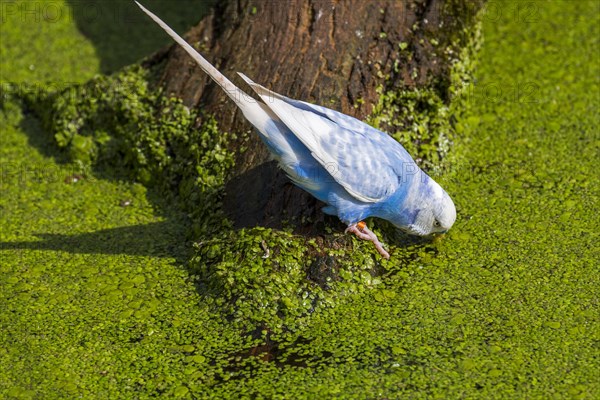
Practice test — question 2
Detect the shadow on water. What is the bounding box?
[5,109,192,262]
[0,221,187,258]
[66,0,216,74]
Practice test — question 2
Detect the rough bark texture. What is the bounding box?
[144,0,482,231]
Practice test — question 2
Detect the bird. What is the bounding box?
[135,2,456,259]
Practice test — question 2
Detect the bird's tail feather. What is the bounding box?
[135,2,307,167]
[135,1,249,107]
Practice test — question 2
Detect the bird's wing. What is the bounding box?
[239,73,414,203]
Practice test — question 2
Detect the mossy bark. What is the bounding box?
[143,0,484,230]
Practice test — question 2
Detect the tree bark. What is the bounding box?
[144,0,482,231]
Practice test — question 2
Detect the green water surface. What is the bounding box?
[1,0,598,398]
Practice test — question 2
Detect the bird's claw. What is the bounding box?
[346,222,390,259]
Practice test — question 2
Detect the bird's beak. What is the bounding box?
[431,231,447,242]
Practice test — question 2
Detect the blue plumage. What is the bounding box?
[136,2,456,259]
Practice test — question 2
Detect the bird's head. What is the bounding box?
[404,179,456,236]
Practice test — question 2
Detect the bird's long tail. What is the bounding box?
[135,1,248,106]
[135,1,300,162]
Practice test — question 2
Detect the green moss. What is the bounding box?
[368,86,452,171]
[190,227,391,335]
[14,65,234,236]
[367,16,482,174]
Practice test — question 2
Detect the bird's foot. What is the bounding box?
[345,221,390,259]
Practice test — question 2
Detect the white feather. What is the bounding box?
[237,73,398,203]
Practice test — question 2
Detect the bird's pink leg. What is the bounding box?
[345,221,390,259]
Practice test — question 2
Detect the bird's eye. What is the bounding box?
[433,220,441,227]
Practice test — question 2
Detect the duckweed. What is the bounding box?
[1,0,598,398]
[190,227,389,335]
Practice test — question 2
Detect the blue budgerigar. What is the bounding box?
[136,2,456,259]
